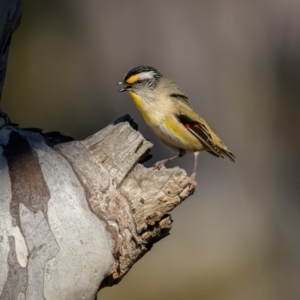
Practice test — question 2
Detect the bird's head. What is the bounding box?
[118,66,162,93]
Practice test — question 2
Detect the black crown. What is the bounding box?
[124,66,161,81]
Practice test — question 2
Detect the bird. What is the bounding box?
[118,66,235,184]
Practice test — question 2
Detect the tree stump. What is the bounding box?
[0,115,195,300]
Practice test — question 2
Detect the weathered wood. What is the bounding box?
[0,126,114,300]
[55,115,195,286]
[0,115,195,299]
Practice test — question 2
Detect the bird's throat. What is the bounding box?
[128,91,151,123]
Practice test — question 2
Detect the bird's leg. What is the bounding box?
[153,149,186,170]
[190,151,200,185]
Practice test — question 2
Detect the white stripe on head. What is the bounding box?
[137,71,157,80]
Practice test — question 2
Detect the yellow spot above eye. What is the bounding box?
[125,74,138,84]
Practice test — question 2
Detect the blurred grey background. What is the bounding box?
[2,0,300,299]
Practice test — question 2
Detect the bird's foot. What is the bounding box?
[189,173,197,186]
[153,159,167,170]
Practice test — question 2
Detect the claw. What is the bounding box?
[152,150,186,170]
[153,160,166,170]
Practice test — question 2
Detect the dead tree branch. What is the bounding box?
[0,115,195,299]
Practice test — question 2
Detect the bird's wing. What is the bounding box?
[161,77,191,105]
[165,80,235,162]
[170,93,190,105]
[175,113,225,158]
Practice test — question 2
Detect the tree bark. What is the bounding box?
[0,115,195,299]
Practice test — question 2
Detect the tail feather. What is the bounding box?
[219,148,235,162]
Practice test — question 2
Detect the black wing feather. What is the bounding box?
[170,93,190,105]
[176,114,224,157]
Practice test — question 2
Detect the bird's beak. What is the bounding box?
[117,80,131,92]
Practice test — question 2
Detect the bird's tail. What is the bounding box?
[208,147,235,162]
[219,148,235,162]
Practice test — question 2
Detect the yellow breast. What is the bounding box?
[128,91,151,123]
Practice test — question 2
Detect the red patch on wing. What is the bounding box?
[185,123,190,129]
